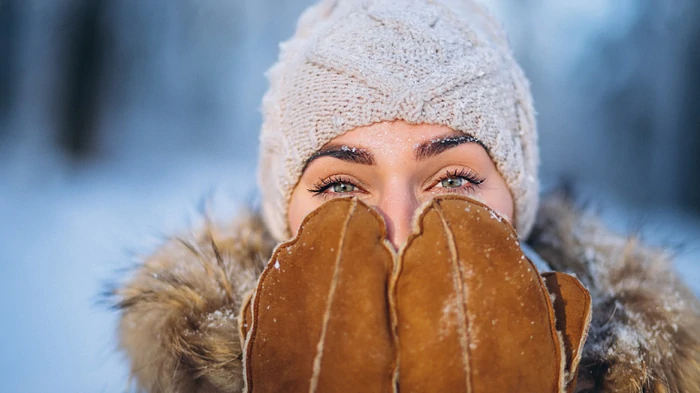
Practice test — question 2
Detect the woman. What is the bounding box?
[113,0,700,392]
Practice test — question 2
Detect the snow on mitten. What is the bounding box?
[391,195,591,393]
[241,197,397,393]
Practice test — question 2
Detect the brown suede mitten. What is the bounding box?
[242,198,397,393]
[242,196,591,393]
[392,195,591,393]
[542,272,592,393]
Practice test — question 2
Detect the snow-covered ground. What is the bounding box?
[0,152,257,393]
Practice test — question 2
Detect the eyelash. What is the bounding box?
[437,168,485,192]
[307,169,485,198]
[307,175,360,197]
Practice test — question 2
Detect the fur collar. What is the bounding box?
[529,193,700,392]
[113,193,700,393]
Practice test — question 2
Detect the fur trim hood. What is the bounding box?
[112,193,700,393]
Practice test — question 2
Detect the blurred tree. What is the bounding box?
[501,0,700,211]
[58,0,109,159]
[680,8,700,211]
[0,0,19,139]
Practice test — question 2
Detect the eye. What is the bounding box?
[308,175,362,197]
[433,168,485,192]
[441,177,466,189]
[332,182,356,193]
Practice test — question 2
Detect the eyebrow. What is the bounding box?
[302,133,486,171]
[414,134,486,161]
[303,144,376,171]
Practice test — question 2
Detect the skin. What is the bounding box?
[288,120,514,249]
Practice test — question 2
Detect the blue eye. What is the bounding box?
[332,183,356,193]
[435,169,485,191]
[308,176,360,197]
[441,177,466,188]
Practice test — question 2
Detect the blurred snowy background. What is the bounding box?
[1,0,699,392]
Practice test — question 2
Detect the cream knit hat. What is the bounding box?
[258,0,539,241]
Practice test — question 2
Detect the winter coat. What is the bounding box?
[113,193,700,393]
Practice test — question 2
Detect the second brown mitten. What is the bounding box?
[391,195,591,393]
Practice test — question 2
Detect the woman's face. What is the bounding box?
[288,121,514,248]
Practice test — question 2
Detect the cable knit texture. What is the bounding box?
[258,0,539,241]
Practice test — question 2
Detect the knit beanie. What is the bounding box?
[258,0,539,241]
